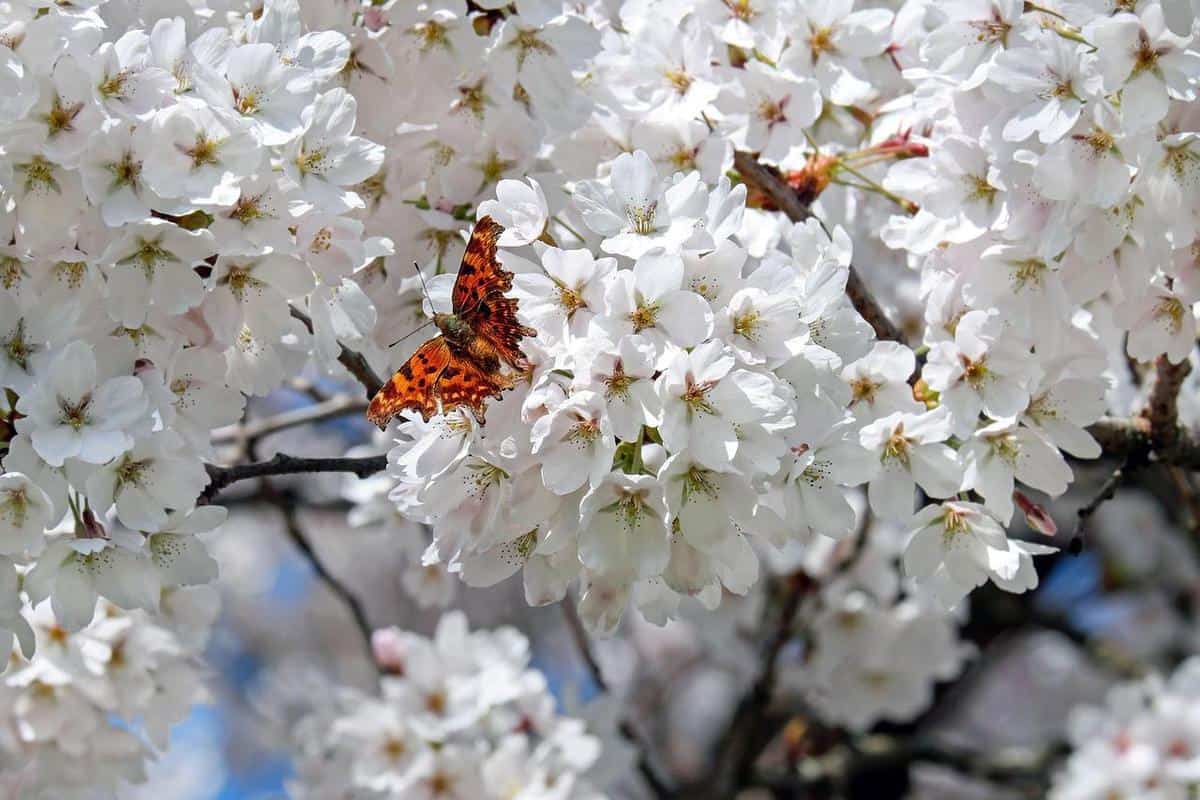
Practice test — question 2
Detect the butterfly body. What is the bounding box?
[367,217,536,429]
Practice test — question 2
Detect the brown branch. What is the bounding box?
[213,394,368,445]
[561,602,673,799]
[1141,355,1192,451]
[262,484,379,680]
[289,306,386,398]
[700,572,812,798]
[202,453,388,502]
[733,150,906,344]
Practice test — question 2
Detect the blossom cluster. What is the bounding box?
[352,0,1200,632]
[0,0,385,790]
[1050,657,1200,799]
[0,590,217,799]
[286,611,618,800]
[0,0,385,636]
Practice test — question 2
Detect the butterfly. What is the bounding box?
[366,216,537,429]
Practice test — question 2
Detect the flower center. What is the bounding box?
[115,455,152,489]
[683,378,719,416]
[0,487,29,529]
[383,737,406,761]
[294,144,328,176]
[566,419,600,447]
[1153,296,1186,334]
[106,150,142,190]
[756,96,788,128]
[2,319,33,370]
[732,308,761,341]
[628,300,660,332]
[0,257,25,290]
[120,236,178,281]
[882,427,911,465]
[180,133,222,169]
[42,92,84,137]
[964,173,997,204]
[809,26,836,59]
[850,376,881,405]
[1074,126,1115,158]
[664,68,693,94]
[554,281,585,316]
[223,264,267,300]
[968,13,1010,45]
[17,155,61,195]
[959,354,990,388]
[229,191,268,225]
[682,465,719,504]
[231,85,263,115]
[411,20,449,52]
[625,201,658,235]
[98,70,132,100]
[508,28,555,70]
[603,362,633,401]
[455,78,488,119]
[58,394,93,430]
[1010,258,1047,290]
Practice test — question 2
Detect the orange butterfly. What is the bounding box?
[367,217,537,429]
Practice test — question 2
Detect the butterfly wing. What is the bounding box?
[452,216,537,369]
[437,351,511,424]
[367,337,452,428]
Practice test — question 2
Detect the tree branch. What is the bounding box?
[733,150,906,344]
[289,306,386,398]
[701,572,812,798]
[202,453,388,502]
[262,484,379,680]
[561,602,673,800]
[1141,354,1192,452]
[213,394,368,445]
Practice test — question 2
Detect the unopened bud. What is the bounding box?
[1014,491,1057,536]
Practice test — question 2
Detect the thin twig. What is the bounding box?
[733,150,906,343]
[213,394,368,445]
[1070,460,1128,554]
[702,572,812,797]
[561,602,673,799]
[263,485,379,680]
[289,305,386,398]
[202,453,388,502]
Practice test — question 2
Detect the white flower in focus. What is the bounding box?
[959,419,1075,524]
[842,342,924,423]
[856,408,962,522]
[1089,4,1200,130]
[598,249,713,353]
[282,87,385,213]
[140,102,262,206]
[578,472,670,580]
[84,432,209,533]
[15,341,149,467]
[903,501,1021,609]
[476,178,549,247]
[573,150,705,258]
[145,506,222,590]
[574,334,661,442]
[98,219,213,327]
[923,310,1034,437]
[657,341,786,471]
[511,247,615,343]
[531,390,617,495]
[204,250,315,341]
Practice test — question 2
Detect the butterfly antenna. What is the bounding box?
[387,318,436,348]
[411,261,433,305]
